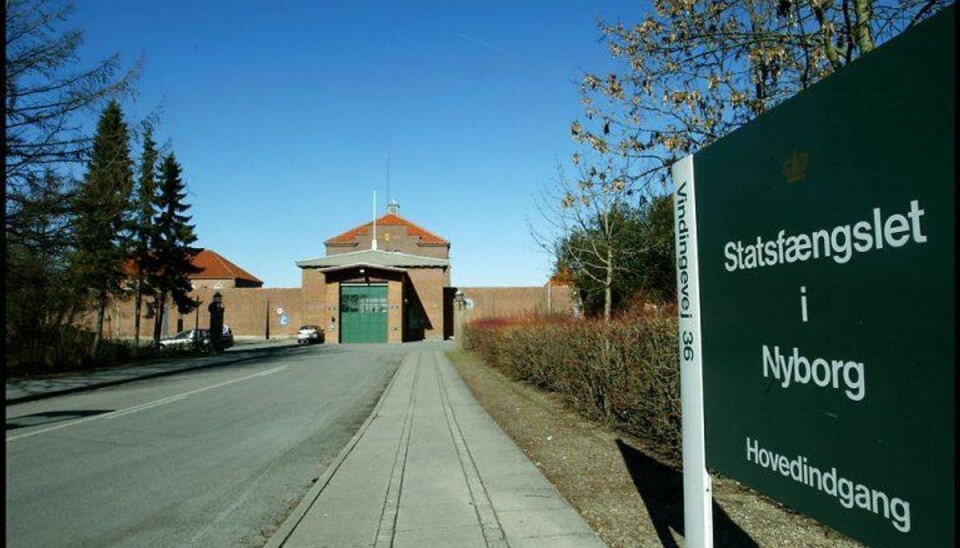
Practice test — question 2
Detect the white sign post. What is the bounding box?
[673,156,713,547]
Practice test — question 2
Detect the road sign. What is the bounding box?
[279,314,288,326]
[674,8,954,547]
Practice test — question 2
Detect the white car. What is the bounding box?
[297,325,322,344]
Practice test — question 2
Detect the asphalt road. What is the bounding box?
[5,342,417,548]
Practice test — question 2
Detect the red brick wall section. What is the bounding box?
[77,281,573,343]
[189,287,304,339]
[191,278,237,290]
[324,280,341,343]
[458,285,574,322]
[405,267,448,341]
[87,287,305,341]
[388,279,403,343]
[301,268,326,328]
[326,229,449,259]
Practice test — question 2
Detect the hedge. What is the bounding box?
[461,312,682,458]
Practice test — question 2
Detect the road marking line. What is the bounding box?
[106,395,188,419]
[6,366,288,442]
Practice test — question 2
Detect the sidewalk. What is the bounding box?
[5,339,297,405]
[268,348,607,548]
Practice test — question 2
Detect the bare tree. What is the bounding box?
[571,0,953,191]
[5,0,141,197]
[531,154,646,322]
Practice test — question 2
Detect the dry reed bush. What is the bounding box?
[461,310,681,458]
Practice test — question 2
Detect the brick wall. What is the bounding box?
[190,287,303,338]
[301,268,327,328]
[388,279,403,343]
[405,267,449,341]
[457,285,574,322]
[82,283,572,343]
[191,278,236,290]
[87,287,304,341]
[326,227,449,260]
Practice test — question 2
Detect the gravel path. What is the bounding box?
[447,349,862,548]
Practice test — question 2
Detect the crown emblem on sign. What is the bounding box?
[782,150,810,183]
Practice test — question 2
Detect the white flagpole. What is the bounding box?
[372,190,378,250]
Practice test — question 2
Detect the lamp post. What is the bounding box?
[208,292,224,352]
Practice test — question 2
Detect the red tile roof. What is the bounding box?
[122,249,263,284]
[191,249,263,283]
[325,213,448,245]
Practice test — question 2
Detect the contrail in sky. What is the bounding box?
[457,32,530,61]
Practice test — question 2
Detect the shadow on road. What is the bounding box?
[6,341,434,405]
[6,410,113,431]
[5,344,349,404]
[615,438,758,548]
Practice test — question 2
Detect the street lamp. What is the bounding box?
[209,292,225,352]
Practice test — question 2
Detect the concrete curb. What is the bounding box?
[5,349,287,406]
[263,359,404,548]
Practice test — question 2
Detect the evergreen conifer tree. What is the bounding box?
[131,126,160,351]
[149,152,201,347]
[73,100,134,356]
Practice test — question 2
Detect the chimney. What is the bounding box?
[387,199,400,215]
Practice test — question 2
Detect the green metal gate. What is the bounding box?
[340,284,388,343]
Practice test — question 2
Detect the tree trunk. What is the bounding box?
[133,278,142,352]
[93,290,106,357]
[603,247,613,323]
[152,290,167,349]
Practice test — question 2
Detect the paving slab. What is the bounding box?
[269,347,606,548]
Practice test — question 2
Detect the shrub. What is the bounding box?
[461,310,681,458]
[5,326,170,376]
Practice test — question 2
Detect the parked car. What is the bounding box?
[159,329,211,352]
[222,325,234,349]
[297,325,323,344]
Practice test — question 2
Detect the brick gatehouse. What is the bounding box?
[86,201,573,343]
[297,201,454,343]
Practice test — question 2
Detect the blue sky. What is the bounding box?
[70,0,642,288]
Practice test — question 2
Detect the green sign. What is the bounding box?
[676,7,954,546]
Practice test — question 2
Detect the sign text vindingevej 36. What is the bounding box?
[674,7,954,547]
